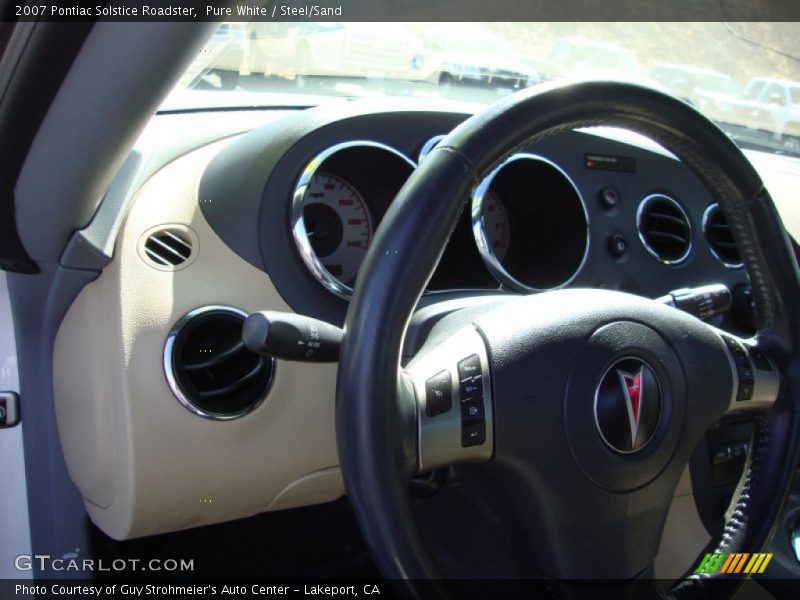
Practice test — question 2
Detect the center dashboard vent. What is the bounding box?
[165,306,275,420]
[637,194,692,264]
[703,203,743,268]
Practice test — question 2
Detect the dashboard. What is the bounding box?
[51,98,798,544]
[199,101,752,331]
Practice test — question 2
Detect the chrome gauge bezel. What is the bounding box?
[418,134,446,163]
[702,203,744,270]
[291,141,417,299]
[471,153,590,293]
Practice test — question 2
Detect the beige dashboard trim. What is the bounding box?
[654,466,711,581]
[53,139,343,539]
[52,134,717,557]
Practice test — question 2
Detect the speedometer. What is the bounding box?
[302,173,373,286]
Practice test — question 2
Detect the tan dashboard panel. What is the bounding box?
[53,139,344,539]
[654,466,710,581]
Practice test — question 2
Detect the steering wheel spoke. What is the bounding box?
[403,325,494,474]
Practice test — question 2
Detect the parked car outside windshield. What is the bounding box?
[170,22,800,156]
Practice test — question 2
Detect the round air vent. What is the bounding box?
[164,306,275,420]
[703,203,743,269]
[636,194,692,264]
[139,226,196,270]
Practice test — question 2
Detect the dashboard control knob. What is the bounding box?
[598,187,620,209]
[608,234,628,257]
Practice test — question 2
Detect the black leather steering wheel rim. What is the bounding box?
[335,80,800,598]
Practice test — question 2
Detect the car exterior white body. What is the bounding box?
[0,273,32,580]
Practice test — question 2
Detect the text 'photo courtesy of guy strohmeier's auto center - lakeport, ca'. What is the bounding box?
[3,1,800,599]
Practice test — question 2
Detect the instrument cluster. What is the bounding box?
[292,138,590,297]
[197,104,752,330]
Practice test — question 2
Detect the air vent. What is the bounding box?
[637,194,692,264]
[703,203,743,268]
[142,227,194,269]
[164,307,275,420]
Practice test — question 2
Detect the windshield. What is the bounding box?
[167,22,800,155]
[700,74,741,95]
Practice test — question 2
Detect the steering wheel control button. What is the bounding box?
[737,379,755,402]
[461,399,485,423]
[608,234,628,258]
[749,347,773,371]
[407,327,493,472]
[594,358,662,454]
[461,421,486,447]
[719,334,762,403]
[459,376,483,401]
[714,333,780,410]
[456,354,486,439]
[425,370,453,417]
[458,355,484,401]
[457,354,481,379]
[722,335,749,362]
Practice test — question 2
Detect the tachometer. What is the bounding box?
[302,173,373,286]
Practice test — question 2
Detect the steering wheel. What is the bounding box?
[335,81,800,598]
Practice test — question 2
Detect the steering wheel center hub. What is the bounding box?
[565,320,686,492]
[595,356,663,454]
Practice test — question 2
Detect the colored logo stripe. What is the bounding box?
[743,553,773,574]
[720,553,749,574]
[694,552,773,575]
